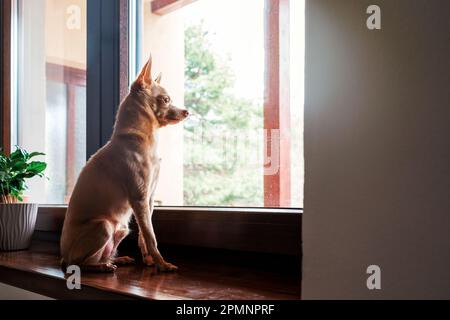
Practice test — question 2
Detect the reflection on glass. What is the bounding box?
[12,0,86,204]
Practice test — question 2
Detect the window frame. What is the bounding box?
[87,0,129,158]
[36,205,302,256]
[0,0,302,256]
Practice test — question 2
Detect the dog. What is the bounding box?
[60,55,189,272]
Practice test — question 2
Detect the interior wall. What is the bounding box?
[303,0,450,299]
[0,282,52,300]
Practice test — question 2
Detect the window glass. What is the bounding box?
[11,0,87,204]
[140,0,304,207]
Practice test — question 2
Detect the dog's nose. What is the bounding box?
[182,110,190,117]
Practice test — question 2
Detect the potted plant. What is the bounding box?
[0,147,47,251]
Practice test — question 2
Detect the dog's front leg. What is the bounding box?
[138,226,153,266]
[138,187,160,266]
[132,199,177,272]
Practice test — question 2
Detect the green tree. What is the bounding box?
[183,22,263,206]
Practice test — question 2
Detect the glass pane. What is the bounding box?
[11,0,87,204]
[290,0,305,208]
[45,81,68,203]
[139,0,304,208]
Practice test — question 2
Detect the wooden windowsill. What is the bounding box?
[0,239,301,300]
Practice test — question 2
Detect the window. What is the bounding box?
[139,0,304,208]
[5,0,304,209]
[10,0,86,204]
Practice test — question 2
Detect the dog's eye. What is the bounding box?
[162,96,171,104]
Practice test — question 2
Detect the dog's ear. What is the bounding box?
[136,54,153,86]
[155,72,162,84]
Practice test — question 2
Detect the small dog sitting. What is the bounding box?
[60,55,189,272]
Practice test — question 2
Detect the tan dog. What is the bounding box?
[60,55,189,272]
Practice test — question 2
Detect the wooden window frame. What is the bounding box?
[0,0,302,257]
[264,0,292,207]
[151,0,198,15]
[36,205,301,256]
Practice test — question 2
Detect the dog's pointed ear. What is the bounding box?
[136,54,153,85]
[155,72,162,84]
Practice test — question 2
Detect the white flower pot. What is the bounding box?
[0,203,39,251]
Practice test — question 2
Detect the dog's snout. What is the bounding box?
[181,110,189,117]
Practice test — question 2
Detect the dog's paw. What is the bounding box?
[156,261,178,272]
[102,263,118,272]
[113,256,135,265]
[143,255,155,267]
[79,262,117,273]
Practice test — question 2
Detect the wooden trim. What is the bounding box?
[0,239,300,300]
[151,0,198,16]
[264,0,291,207]
[36,206,302,256]
[35,206,67,232]
[0,0,11,155]
[66,84,77,201]
[46,62,86,86]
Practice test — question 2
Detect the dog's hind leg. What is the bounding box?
[111,227,135,265]
[65,219,117,273]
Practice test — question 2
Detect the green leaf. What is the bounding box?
[10,147,27,161]
[26,161,47,174]
[0,147,47,199]
[12,160,27,171]
[28,152,45,158]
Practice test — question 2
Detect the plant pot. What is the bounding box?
[0,203,39,251]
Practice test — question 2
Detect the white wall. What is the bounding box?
[303,0,450,299]
[0,283,52,300]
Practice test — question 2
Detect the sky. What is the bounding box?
[181,0,266,101]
